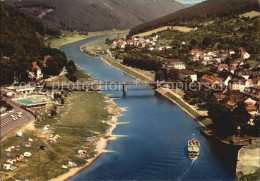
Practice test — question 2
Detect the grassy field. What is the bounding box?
[0,91,115,181]
[81,30,129,55]
[45,30,129,49]
[75,68,92,82]
[134,26,194,37]
[166,92,200,118]
[239,10,260,18]
[103,55,150,81]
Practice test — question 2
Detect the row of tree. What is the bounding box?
[123,53,162,71]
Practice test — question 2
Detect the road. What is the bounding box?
[1,99,35,137]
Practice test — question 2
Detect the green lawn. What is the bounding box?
[103,55,149,81]
[81,30,128,55]
[46,30,129,49]
[0,92,116,181]
[75,68,92,82]
[134,26,194,37]
[166,92,200,118]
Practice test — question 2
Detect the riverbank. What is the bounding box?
[45,30,128,49]
[236,144,260,180]
[51,96,125,181]
[0,91,123,181]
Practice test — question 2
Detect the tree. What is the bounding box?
[202,37,212,48]
[167,69,179,81]
[190,39,198,46]
[155,70,165,81]
[51,110,57,116]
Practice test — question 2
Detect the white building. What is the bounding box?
[162,60,186,70]
[28,62,43,80]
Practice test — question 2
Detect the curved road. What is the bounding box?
[1,99,35,137]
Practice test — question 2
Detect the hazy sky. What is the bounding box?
[175,0,206,4]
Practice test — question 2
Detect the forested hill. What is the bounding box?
[1,3,71,85]
[7,0,188,32]
[129,0,260,35]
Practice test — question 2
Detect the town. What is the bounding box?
[1,0,260,180]
[109,25,260,144]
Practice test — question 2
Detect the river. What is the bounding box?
[60,36,238,180]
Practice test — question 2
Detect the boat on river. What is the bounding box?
[187,138,200,161]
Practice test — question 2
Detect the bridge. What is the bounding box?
[44,81,179,93]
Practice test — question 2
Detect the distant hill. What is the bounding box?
[1,3,68,85]
[129,0,260,35]
[7,0,189,32]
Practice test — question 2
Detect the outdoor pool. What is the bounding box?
[13,98,40,105]
[27,95,45,101]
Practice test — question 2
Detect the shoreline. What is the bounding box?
[51,95,125,181]
[80,44,153,82]
[101,56,153,82]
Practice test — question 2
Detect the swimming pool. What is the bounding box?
[13,98,40,105]
[27,95,45,101]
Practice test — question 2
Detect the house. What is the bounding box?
[162,59,186,70]
[202,54,213,61]
[126,40,134,45]
[201,59,209,66]
[133,37,139,41]
[141,43,147,48]
[213,57,222,64]
[244,98,258,116]
[7,85,36,94]
[29,62,43,80]
[228,78,250,92]
[192,55,200,61]
[117,40,126,49]
[152,37,158,42]
[228,50,235,55]
[6,91,14,97]
[148,47,155,51]
[229,67,237,74]
[244,97,257,105]
[221,75,232,87]
[207,51,217,57]
[3,164,11,170]
[237,70,252,80]
[178,69,197,82]
[218,64,229,72]
[239,50,250,60]
[190,49,203,56]
[229,60,244,69]
[246,104,258,116]
[224,92,246,108]
[200,74,222,89]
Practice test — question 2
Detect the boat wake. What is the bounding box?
[177,161,196,181]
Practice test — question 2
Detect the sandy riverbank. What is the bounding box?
[51,95,126,181]
[236,144,260,180]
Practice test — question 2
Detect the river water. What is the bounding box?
[60,36,238,180]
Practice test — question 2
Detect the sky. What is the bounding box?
[175,0,206,4]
